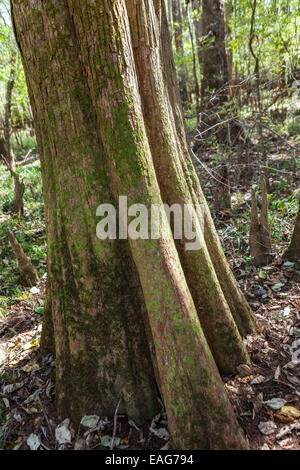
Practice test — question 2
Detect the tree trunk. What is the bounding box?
[11,0,158,425]
[172,0,189,104]
[195,0,229,145]
[283,196,300,261]
[200,0,228,99]
[185,2,200,113]
[224,0,234,87]
[192,0,202,71]
[12,0,252,449]
[4,49,17,172]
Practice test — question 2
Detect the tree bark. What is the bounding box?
[283,196,300,261]
[4,49,17,172]
[200,0,228,99]
[7,228,39,286]
[250,178,272,267]
[195,0,229,145]
[172,0,189,104]
[12,0,251,449]
[192,0,202,71]
[225,0,234,86]
[127,0,251,373]
[185,2,200,113]
[11,0,158,425]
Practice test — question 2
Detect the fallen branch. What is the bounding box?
[7,227,39,286]
[16,155,39,167]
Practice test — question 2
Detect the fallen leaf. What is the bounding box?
[278,438,293,448]
[55,419,72,445]
[2,398,9,408]
[263,398,286,410]
[30,287,40,294]
[22,363,39,373]
[27,433,41,450]
[3,383,23,394]
[100,435,120,448]
[34,307,44,314]
[251,375,265,385]
[274,365,281,379]
[279,406,300,420]
[258,421,277,435]
[22,339,40,351]
[259,270,267,279]
[272,283,285,291]
[237,364,252,377]
[80,415,100,428]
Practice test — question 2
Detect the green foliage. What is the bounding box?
[229,0,300,79]
[0,0,32,135]
[287,117,300,136]
[11,130,37,158]
[0,161,46,314]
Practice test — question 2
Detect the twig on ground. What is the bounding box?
[110,397,122,450]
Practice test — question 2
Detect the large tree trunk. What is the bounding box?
[11,0,158,425]
[12,0,253,449]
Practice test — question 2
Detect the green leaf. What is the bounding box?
[34,307,44,314]
[258,269,267,279]
[272,282,285,291]
[100,435,121,449]
[283,261,295,267]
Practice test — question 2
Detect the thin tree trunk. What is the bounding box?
[172,0,189,104]
[192,0,202,70]
[192,0,230,147]
[225,0,234,87]
[4,49,17,172]
[186,2,200,113]
[283,196,300,261]
[12,0,251,449]
[200,0,228,99]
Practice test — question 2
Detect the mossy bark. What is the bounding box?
[12,0,250,449]
[11,0,158,424]
[126,0,250,374]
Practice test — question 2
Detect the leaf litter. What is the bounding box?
[0,256,299,450]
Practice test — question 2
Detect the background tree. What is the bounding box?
[200,0,228,101]
[172,0,189,104]
[11,0,256,449]
[283,195,300,261]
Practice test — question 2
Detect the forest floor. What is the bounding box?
[0,131,299,450]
